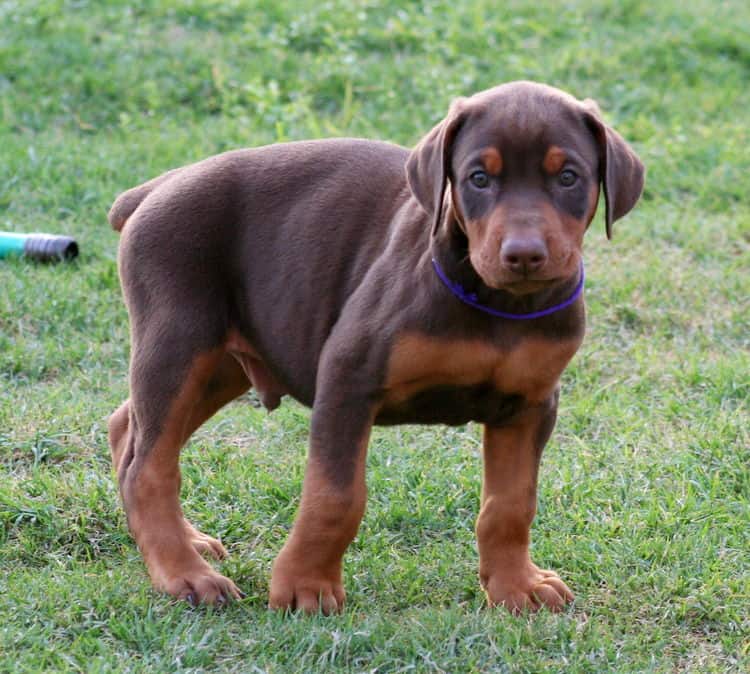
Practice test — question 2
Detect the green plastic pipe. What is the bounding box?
[0,232,78,262]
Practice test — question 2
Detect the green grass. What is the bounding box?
[1,0,748,671]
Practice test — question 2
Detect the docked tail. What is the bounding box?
[108,168,180,232]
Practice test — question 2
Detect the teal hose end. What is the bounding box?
[0,232,79,262]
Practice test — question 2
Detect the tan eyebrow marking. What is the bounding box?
[480,148,503,175]
[542,146,567,174]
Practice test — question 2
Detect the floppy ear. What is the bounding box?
[582,100,645,239]
[406,98,469,236]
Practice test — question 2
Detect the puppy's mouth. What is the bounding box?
[499,277,559,295]
[470,252,579,295]
[472,260,562,294]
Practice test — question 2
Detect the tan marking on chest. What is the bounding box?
[384,333,581,406]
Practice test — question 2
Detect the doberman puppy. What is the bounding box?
[107,81,644,613]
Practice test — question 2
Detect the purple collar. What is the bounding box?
[431,258,585,320]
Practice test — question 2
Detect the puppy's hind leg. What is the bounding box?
[117,327,248,605]
[109,354,251,564]
[178,354,251,561]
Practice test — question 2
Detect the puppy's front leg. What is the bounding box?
[269,381,374,614]
[477,393,574,613]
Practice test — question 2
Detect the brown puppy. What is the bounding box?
[107,81,644,613]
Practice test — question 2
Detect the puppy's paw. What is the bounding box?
[165,568,243,606]
[269,552,345,615]
[482,562,574,614]
[148,553,243,606]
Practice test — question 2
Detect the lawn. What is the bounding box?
[0,0,748,671]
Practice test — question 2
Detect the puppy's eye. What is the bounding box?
[559,169,578,187]
[469,170,490,188]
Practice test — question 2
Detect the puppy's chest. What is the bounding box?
[376,332,581,426]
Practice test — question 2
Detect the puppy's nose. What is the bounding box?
[500,238,548,274]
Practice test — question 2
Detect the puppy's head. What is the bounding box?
[406,81,644,293]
